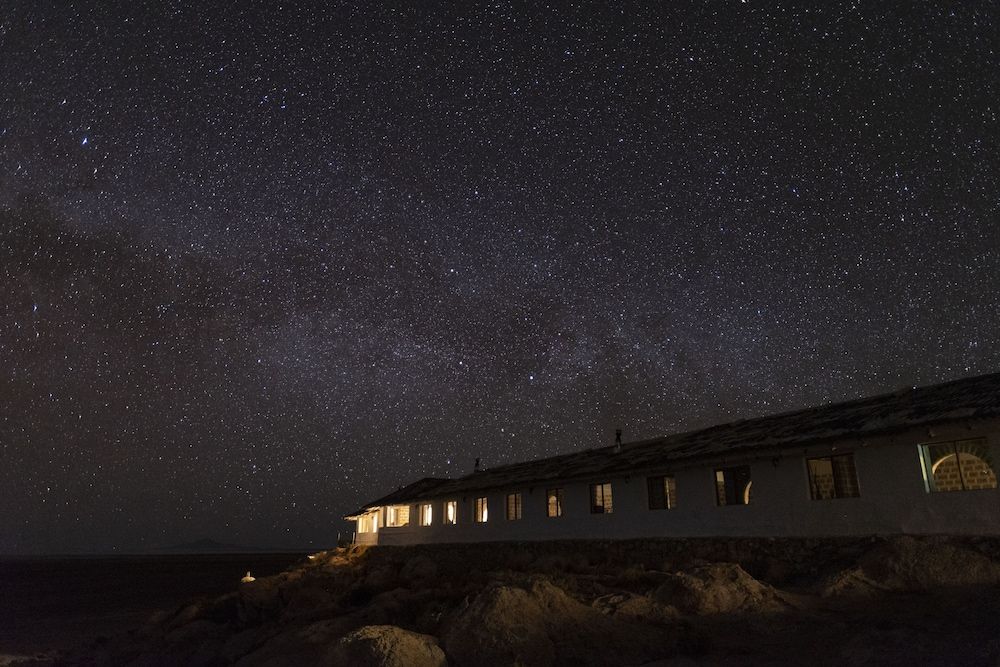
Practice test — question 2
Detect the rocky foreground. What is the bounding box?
[59,536,1000,666]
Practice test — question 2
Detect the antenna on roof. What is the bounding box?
[614,428,623,453]
[474,457,481,472]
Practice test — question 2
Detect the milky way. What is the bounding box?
[2,2,999,553]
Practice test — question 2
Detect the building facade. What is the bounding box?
[347,373,1000,545]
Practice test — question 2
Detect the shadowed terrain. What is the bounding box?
[17,535,1000,666]
[0,553,304,661]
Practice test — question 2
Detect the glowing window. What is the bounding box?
[474,496,488,522]
[715,466,752,506]
[590,482,613,514]
[418,503,433,526]
[647,475,677,510]
[386,505,410,527]
[546,488,563,517]
[807,454,860,499]
[919,438,997,492]
[357,514,377,533]
[444,500,457,525]
[506,492,522,520]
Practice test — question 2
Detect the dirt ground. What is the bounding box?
[17,536,1000,666]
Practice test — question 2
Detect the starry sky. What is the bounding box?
[2,1,999,554]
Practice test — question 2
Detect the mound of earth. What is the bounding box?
[49,536,1000,667]
[652,563,787,615]
[328,625,446,667]
[592,592,677,625]
[823,535,1000,596]
[442,577,674,667]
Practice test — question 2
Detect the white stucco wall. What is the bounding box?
[358,419,1000,545]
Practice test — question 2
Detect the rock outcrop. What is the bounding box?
[328,625,446,667]
[56,536,1000,667]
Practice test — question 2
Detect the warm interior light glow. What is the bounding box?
[419,503,433,526]
[475,496,488,522]
[386,505,410,527]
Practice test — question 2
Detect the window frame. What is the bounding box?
[806,453,861,500]
[714,466,752,506]
[386,504,410,527]
[444,500,458,525]
[590,482,613,514]
[505,492,523,520]
[357,513,376,534]
[474,496,489,523]
[418,502,433,526]
[918,437,998,493]
[646,474,677,510]
[546,488,564,518]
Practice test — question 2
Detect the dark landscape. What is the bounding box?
[4,2,1000,666]
[0,553,304,662]
[6,536,998,666]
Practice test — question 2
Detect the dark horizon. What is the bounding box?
[0,533,349,558]
[3,1,999,554]
[0,548,326,558]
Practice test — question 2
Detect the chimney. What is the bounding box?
[474,457,481,472]
[614,428,622,453]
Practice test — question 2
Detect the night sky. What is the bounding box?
[2,2,999,554]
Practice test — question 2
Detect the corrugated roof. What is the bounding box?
[347,371,1000,516]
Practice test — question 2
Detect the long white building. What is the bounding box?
[346,372,1000,545]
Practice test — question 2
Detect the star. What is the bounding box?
[1,1,997,554]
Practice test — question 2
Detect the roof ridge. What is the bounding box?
[461,371,1000,479]
[645,370,1000,443]
[347,370,1000,515]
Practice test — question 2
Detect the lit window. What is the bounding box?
[546,488,563,517]
[444,500,457,525]
[919,438,997,492]
[807,454,860,499]
[386,505,410,526]
[647,475,677,510]
[418,503,433,526]
[715,466,752,506]
[358,514,376,533]
[590,482,613,514]
[506,492,522,520]
[474,496,488,522]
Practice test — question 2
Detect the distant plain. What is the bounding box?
[0,553,304,656]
